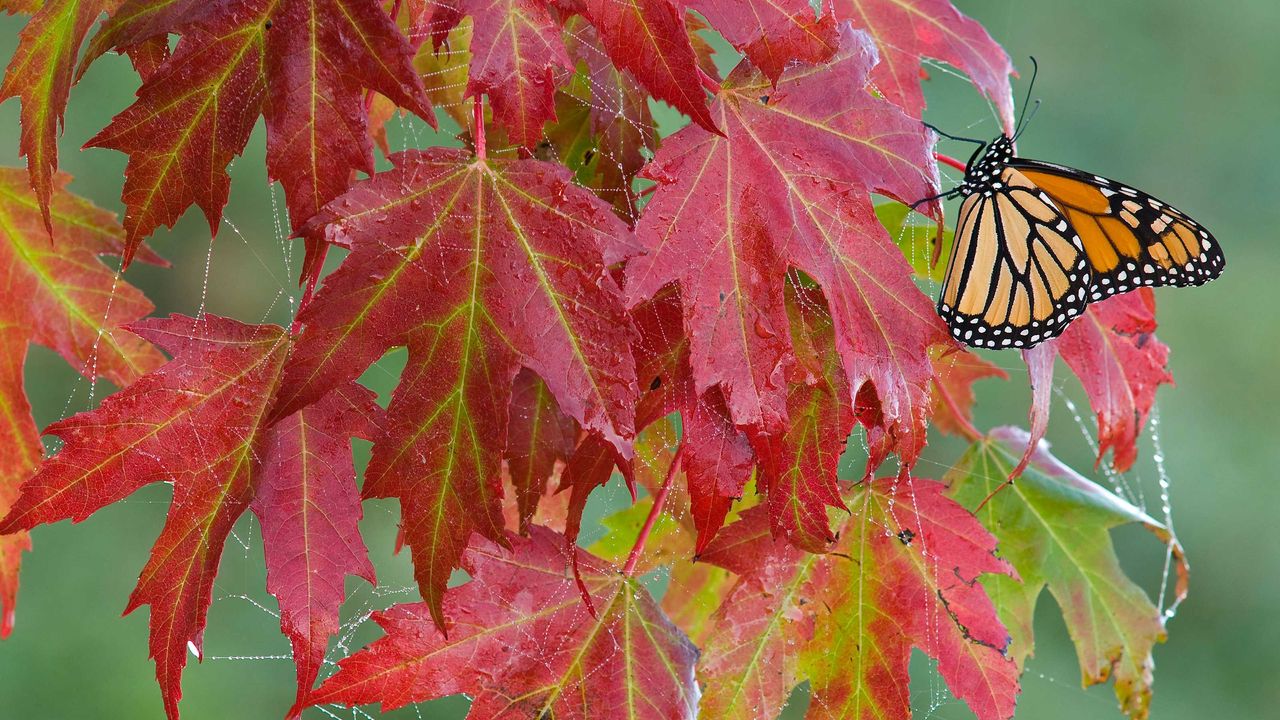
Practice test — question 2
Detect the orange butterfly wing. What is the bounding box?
[1013,160,1225,303]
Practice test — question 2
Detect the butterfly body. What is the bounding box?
[936,133,1224,349]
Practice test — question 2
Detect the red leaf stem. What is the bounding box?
[933,375,983,441]
[473,95,486,160]
[698,68,721,96]
[935,152,967,173]
[622,442,684,576]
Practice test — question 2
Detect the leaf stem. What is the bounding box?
[473,95,486,160]
[622,443,684,577]
[932,376,983,441]
[975,477,1014,512]
[935,152,967,173]
[698,68,721,96]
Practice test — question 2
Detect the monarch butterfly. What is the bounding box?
[919,61,1225,349]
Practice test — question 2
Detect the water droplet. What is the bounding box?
[753,316,775,339]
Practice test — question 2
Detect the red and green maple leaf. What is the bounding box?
[0,168,163,637]
[0,0,116,231]
[625,27,949,472]
[403,10,472,127]
[947,426,1187,719]
[305,526,699,718]
[695,477,1020,720]
[279,147,640,626]
[0,168,162,392]
[82,0,433,264]
[548,17,659,219]
[748,285,855,552]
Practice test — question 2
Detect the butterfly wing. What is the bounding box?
[939,167,1093,348]
[1012,159,1225,303]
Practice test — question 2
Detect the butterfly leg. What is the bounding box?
[909,188,960,211]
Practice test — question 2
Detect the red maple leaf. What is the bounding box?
[0,319,37,640]
[83,0,433,264]
[578,0,717,134]
[1011,340,1059,478]
[427,0,572,147]
[692,0,839,83]
[930,346,1007,439]
[251,383,383,718]
[305,526,699,718]
[683,387,755,552]
[625,28,948,469]
[1058,290,1173,471]
[833,0,1016,129]
[0,315,292,719]
[279,148,639,626]
[504,368,578,533]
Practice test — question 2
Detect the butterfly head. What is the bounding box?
[960,135,1015,197]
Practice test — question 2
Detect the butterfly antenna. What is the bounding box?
[1013,99,1042,142]
[1011,56,1040,140]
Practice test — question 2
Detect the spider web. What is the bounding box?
[8,12,1185,720]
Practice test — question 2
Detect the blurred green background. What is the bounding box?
[0,0,1275,718]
